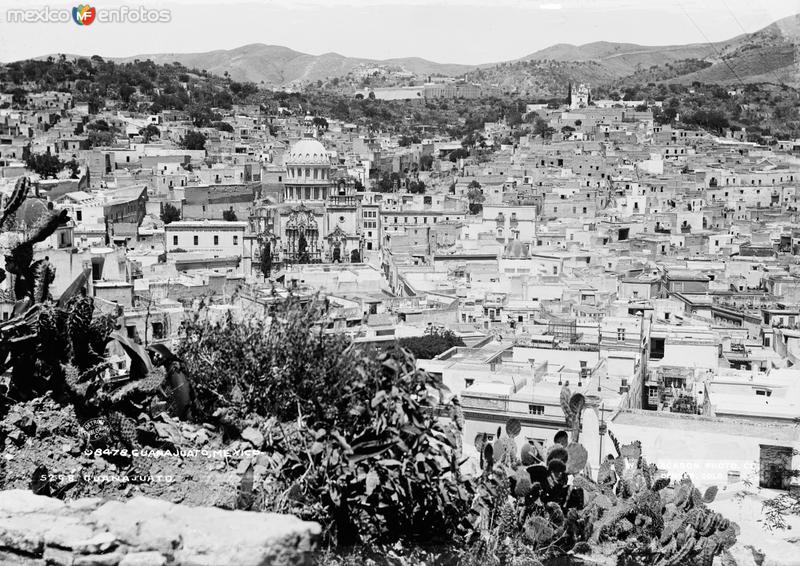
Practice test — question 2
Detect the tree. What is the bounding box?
[467,180,485,215]
[670,394,698,414]
[408,180,426,194]
[222,208,237,221]
[377,171,401,193]
[139,124,160,143]
[654,106,678,125]
[86,119,110,132]
[684,109,729,134]
[398,134,421,147]
[179,130,206,151]
[398,327,465,360]
[419,154,434,171]
[24,151,65,179]
[212,121,234,133]
[66,159,80,179]
[533,116,555,139]
[10,88,28,107]
[259,239,272,279]
[187,104,215,127]
[449,148,469,162]
[161,202,181,225]
[298,232,309,263]
[87,130,115,148]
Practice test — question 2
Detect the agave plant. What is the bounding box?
[0,177,192,423]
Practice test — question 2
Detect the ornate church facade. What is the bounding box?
[249,134,364,274]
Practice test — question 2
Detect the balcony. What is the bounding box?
[328,195,358,207]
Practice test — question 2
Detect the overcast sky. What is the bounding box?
[0,0,798,64]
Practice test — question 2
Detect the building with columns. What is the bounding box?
[249,134,364,271]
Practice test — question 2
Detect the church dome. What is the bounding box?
[285,138,329,166]
[503,240,528,259]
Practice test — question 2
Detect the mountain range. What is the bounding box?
[106,13,800,88]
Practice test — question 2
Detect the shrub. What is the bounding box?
[176,298,474,549]
[179,130,206,151]
[161,202,181,224]
[261,347,471,548]
[398,327,465,360]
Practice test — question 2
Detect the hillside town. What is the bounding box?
[2,49,800,564]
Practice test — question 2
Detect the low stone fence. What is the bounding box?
[0,490,320,566]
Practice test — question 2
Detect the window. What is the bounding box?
[233,235,239,245]
[465,378,475,388]
[617,328,626,341]
[528,404,545,415]
[213,235,219,245]
[755,389,772,397]
[76,210,82,221]
[173,235,178,246]
[193,235,198,246]
[152,322,165,340]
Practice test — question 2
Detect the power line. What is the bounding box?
[676,0,746,89]
[719,0,788,86]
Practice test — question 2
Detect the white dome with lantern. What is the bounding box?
[284,137,330,166]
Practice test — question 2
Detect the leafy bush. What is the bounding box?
[261,347,471,548]
[176,298,474,550]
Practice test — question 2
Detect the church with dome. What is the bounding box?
[250,130,363,268]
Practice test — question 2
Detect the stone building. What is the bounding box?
[251,135,363,269]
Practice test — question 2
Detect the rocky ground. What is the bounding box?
[0,397,272,508]
[0,397,794,566]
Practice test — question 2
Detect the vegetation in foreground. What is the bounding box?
[176,300,739,565]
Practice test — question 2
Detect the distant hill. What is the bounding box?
[42,13,800,92]
[670,15,800,85]
[488,14,800,94]
[116,45,475,87]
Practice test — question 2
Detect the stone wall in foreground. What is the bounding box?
[0,489,320,566]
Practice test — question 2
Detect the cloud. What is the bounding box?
[540,3,562,9]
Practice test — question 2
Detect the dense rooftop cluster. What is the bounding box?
[0,53,799,565]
